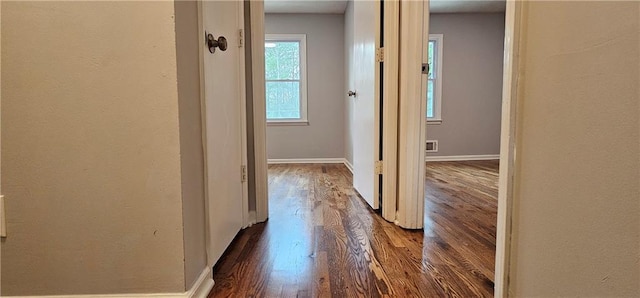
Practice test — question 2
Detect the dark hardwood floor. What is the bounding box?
[209,161,499,297]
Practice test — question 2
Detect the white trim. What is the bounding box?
[185,267,215,298]
[266,120,309,126]
[249,0,269,223]
[426,34,443,121]
[344,159,354,174]
[381,0,400,223]
[246,210,257,227]
[396,0,427,230]
[425,154,500,162]
[9,294,187,298]
[267,158,354,175]
[237,0,251,233]
[267,158,346,164]
[10,268,214,298]
[495,1,522,297]
[264,34,308,123]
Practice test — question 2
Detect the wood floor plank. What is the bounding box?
[209,161,498,297]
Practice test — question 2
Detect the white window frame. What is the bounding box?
[264,34,308,125]
[427,34,443,124]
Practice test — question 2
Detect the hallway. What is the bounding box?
[209,162,498,297]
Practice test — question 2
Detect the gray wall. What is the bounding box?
[174,0,207,290]
[509,2,639,295]
[265,14,345,160]
[427,13,505,157]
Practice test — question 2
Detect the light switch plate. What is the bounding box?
[1,195,6,237]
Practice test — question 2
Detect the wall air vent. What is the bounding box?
[426,140,438,153]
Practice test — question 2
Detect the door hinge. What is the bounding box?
[241,165,247,182]
[376,47,384,62]
[239,29,244,48]
[375,160,383,175]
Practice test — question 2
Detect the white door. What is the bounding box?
[201,0,244,266]
[351,0,379,209]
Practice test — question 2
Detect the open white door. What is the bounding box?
[200,0,245,266]
[350,0,379,209]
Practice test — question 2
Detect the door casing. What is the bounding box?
[247,0,269,223]
[395,0,427,230]
[381,0,400,223]
[494,1,523,297]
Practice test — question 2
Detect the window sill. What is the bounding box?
[267,120,309,126]
[427,119,442,125]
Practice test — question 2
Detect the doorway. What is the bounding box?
[419,1,521,296]
[244,0,523,296]
[258,1,387,220]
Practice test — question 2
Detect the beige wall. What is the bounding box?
[174,0,208,290]
[1,2,186,295]
[0,1,3,292]
[510,1,640,296]
[427,13,504,157]
[265,14,346,160]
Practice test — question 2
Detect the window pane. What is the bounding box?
[265,41,300,80]
[428,40,436,79]
[427,79,434,118]
[266,81,301,119]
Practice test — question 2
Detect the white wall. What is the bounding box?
[427,13,504,157]
[509,1,640,296]
[265,14,346,160]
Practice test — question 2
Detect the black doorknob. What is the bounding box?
[207,32,227,54]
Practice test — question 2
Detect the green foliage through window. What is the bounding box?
[265,41,302,120]
[427,40,436,118]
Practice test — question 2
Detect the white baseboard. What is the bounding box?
[267,158,346,164]
[267,158,355,175]
[12,294,187,298]
[425,154,500,162]
[11,267,214,298]
[343,159,354,174]
[186,267,215,298]
[245,210,257,228]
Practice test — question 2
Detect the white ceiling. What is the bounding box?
[264,0,349,14]
[264,0,505,14]
[430,0,505,13]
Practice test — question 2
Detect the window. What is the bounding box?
[264,34,307,124]
[427,34,443,122]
